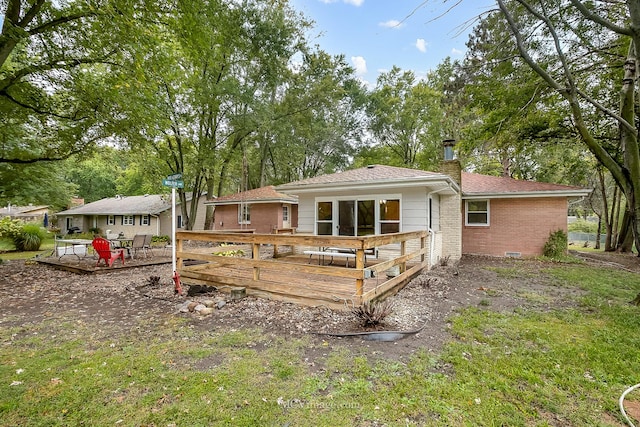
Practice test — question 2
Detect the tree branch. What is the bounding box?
[569,0,632,36]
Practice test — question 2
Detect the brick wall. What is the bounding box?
[213,203,286,233]
[462,197,568,257]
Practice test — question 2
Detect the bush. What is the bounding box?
[14,223,46,251]
[0,219,46,251]
[543,229,568,258]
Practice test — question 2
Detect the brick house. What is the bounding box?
[276,162,590,261]
[206,186,298,234]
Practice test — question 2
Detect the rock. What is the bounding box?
[187,301,199,312]
[177,301,191,313]
[202,299,216,308]
[216,300,226,309]
[193,304,206,312]
[198,307,215,316]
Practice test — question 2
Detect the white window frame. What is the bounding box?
[141,214,150,226]
[465,199,490,226]
[315,194,401,236]
[123,215,134,226]
[107,215,115,226]
[238,204,251,224]
[282,205,289,222]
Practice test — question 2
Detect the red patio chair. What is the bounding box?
[92,237,125,267]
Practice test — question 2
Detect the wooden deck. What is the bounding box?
[176,230,429,310]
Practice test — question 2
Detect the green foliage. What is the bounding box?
[0,219,46,251]
[14,224,45,251]
[568,219,599,233]
[0,217,22,240]
[543,229,568,258]
[151,235,170,243]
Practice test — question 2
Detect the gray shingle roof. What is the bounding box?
[277,164,449,191]
[56,195,172,216]
[206,186,297,205]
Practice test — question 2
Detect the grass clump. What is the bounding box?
[351,300,394,327]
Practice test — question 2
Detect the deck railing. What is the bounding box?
[175,230,429,307]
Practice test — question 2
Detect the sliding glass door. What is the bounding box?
[317,197,400,236]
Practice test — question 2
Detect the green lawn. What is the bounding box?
[0,237,55,261]
[1,262,639,425]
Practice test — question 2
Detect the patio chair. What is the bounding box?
[131,234,154,259]
[92,237,125,267]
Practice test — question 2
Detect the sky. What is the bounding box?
[289,0,496,86]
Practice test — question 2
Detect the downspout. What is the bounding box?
[427,183,452,267]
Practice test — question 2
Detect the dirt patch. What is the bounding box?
[1,252,638,364]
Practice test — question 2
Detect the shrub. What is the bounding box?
[352,300,394,327]
[0,217,22,240]
[14,223,46,251]
[543,229,568,258]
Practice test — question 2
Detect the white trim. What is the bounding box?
[314,194,402,236]
[238,204,251,224]
[463,190,591,200]
[465,199,490,226]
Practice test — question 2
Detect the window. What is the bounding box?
[379,199,400,234]
[107,215,115,226]
[238,204,251,224]
[141,215,150,226]
[177,215,184,228]
[466,200,489,226]
[282,206,289,221]
[123,215,134,226]
[316,201,332,235]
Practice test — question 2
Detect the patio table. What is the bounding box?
[54,238,94,260]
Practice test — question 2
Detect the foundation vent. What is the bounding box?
[505,252,521,258]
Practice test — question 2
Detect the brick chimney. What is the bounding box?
[440,139,461,186]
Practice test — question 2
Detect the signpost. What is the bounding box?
[163,174,184,295]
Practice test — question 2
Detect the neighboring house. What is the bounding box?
[0,204,49,225]
[54,194,207,237]
[206,186,298,234]
[276,161,590,260]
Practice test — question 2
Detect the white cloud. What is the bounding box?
[379,20,403,29]
[415,38,427,53]
[351,56,367,76]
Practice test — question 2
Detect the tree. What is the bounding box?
[495,0,640,254]
[366,66,444,170]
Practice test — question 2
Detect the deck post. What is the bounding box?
[400,240,406,274]
[355,248,365,300]
[421,234,427,265]
[176,238,183,270]
[252,242,260,280]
